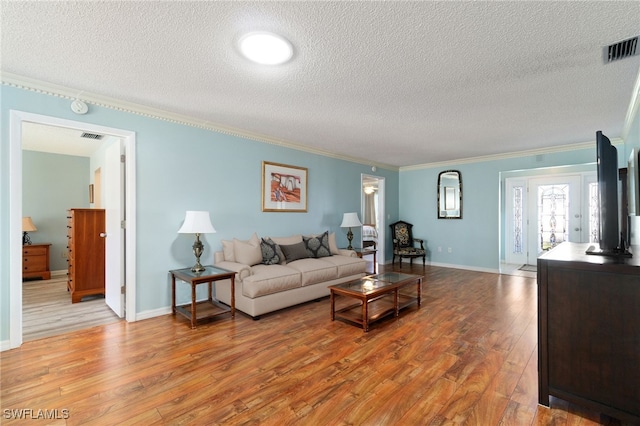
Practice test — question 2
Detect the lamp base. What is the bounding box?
[346,228,354,250]
[191,263,206,273]
[23,231,32,245]
[191,233,206,272]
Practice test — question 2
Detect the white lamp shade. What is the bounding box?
[340,212,362,228]
[178,211,216,234]
[22,217,37,232]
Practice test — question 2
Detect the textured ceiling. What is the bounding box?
[2,1,640,167]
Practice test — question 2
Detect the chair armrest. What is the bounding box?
[413,238,425,250]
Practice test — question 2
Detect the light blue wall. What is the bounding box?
[625,107,640,156]
[22,150,89,271]
[0,85,399,341]
[399,148,598,271]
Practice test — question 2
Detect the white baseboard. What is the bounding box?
[1,339,13,352]
[392,258,499,274]
[135,306,172,321]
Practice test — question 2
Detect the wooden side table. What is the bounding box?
[170,265,236,329]
[344,247,378,274]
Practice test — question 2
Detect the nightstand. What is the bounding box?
[22,243,51,280]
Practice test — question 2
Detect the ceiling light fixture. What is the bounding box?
[239,31,293,65]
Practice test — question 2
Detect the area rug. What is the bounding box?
[518,264,537,272]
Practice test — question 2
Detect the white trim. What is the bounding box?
[136,307,172,321]
[2,73,396,172]
[9,111,24,349]
[8,110,137,350]
[361,173,386,265]
[4,72,624,172]
[396,258,499,275]
[400,140,625,172]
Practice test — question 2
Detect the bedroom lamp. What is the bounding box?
[340,212,362,250]
[22,217,37,245]
[178,211,216,272]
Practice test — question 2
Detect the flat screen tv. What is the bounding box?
[586,131,631,256]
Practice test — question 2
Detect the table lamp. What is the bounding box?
[178,211,216,272]
[340,212,362,250]
[22,217,37,245]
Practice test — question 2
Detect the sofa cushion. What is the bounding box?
[280,242,310,263]
[328,232,340,255]
[222,240,235,262]
[270,235,302,246]
[303,231,332,258]
[260,237,283,265]
[233,233,262,266]
[285,258,338,286]
[242,264,301,298]
[322,255,367,278]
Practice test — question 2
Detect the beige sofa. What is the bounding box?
[213,232,367,318]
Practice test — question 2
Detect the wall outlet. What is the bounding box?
[448,247,452,253]
[61,251,68,258]
[438,246,442,252]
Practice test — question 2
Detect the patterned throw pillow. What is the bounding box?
[303,231,332,258]
[260,237,282,265]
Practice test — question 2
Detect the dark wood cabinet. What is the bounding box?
[67,209,105,303]
[537,242,640,422]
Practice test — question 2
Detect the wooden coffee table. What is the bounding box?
[329,272,423,332]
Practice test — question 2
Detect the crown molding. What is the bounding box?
[398,139,619,172]
[1,72,398,171]
[3,72,626,174]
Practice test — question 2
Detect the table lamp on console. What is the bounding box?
[178,211,216,272]
[22,216,37,245]
[340,212,362,250]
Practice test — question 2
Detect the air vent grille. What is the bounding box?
[605,36,638,63]
[80,132,104,140]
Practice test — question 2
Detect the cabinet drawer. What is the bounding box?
[23,246,47,256]
[23,255,46,271]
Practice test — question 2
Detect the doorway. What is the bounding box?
[9,110,137,349]
[361,174,385,269]
[504,172,595,268]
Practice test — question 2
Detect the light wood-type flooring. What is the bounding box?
[1,264,629,425]
[22,276,121,342]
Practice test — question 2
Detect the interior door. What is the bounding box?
[527,176,583,264]
[104,140,124,317]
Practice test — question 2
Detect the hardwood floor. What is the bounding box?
[22,276,121,342]
[1,264,629,425]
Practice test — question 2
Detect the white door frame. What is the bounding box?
[9,110,137,349]
[361,174,385,265]
[503,171,596,267]
[527,175,583,264]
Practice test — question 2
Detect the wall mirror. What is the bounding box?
[438,170,462,219]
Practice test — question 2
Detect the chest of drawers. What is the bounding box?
[22,243,51,280]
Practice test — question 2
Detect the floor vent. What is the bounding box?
[80,132,104,140]
[605,36,638,63]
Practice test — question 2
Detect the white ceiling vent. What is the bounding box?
[80,132,104,140]
[605,36,638,63]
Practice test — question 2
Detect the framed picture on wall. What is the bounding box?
[262,161,308,212]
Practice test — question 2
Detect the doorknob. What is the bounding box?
[99,233,107,238]
[574,228,581,232]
